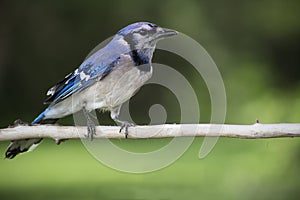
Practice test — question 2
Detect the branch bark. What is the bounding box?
[0,123,300,141]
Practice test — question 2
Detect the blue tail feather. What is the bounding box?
[32,108,49,124]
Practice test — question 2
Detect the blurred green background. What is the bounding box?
[1,0,300,199]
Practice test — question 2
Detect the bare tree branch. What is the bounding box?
[0,123,300,141]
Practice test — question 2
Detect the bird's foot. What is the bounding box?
[119,122,135,139]
[82,106,97,141]
[85,119,96,141]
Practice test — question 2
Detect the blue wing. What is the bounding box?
[44,57,120,105]
[43,34,132,105]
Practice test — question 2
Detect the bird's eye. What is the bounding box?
[139,29,147,35]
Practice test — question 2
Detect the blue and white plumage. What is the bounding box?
[5,22,177,159]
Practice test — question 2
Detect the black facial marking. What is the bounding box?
[148,23,157,28]
[120,25,156,70]
[120,26,158,51]
[130,50,149,66]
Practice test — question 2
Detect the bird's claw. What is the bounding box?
[119,122,135,138]
[85,122,96,141]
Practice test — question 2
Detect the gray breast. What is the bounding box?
[100,54,153,108]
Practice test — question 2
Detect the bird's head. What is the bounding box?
[117,22,178,51]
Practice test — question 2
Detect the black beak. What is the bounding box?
[156,28,178,39]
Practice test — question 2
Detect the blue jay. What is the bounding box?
[5,22,177,159]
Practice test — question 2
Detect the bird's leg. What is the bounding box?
[115,119,135,139]
[82,106,96,141]
[110,106,134,138]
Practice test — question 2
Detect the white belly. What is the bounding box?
[44,55,152,119]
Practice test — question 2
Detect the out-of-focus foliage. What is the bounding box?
[0,0,299,199]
